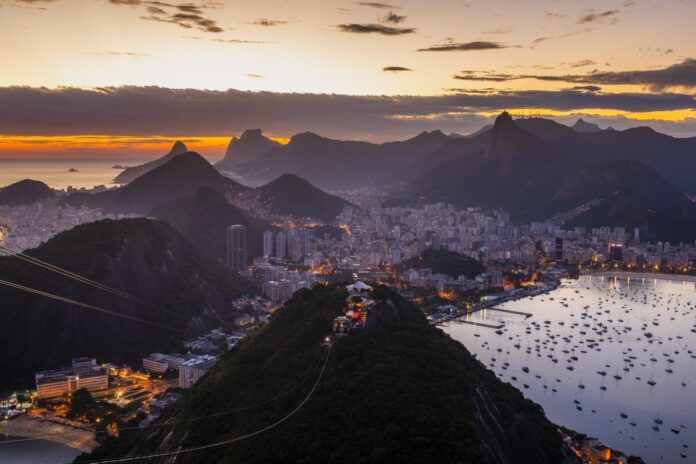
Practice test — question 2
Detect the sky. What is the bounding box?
[1,0,695,159]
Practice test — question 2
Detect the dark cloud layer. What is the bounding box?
[418,41,506,52]
[1,86,694,139]
[338,23,415,35]
[454,59,696,91]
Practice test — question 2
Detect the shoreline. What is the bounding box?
[0,415,99,453]
[586,270,696,283]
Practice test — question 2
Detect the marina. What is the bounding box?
[443,274,696,463]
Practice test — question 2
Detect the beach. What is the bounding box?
[0,415,98,453]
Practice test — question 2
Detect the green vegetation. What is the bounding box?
[401,249,485,279]
[257,174,351,222]
[0,179,54,205]
[0,218,251,391]
[81,285,565,464]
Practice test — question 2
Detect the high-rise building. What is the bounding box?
[275,231,286,259]
[263,230,274,257]
[226,225,247,271]
[555,237,563,261]
[609,243,623,262]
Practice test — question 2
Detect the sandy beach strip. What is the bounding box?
[0,415,99,453]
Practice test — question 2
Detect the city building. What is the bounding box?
[35,358,108,399]
[226,225,247,271]
[179,355,217,389]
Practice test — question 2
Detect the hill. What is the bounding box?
[397,114,696,242]
[215,129,280,170]
[401,249,485,279]
[152,187,270,262]
[65,152,247,215]
[256,174,351,222]
[80,285,567,464]
[113,141,188,184]
[0,179,54,205]
[0,218,251,390]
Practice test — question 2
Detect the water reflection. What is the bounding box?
[443,275,696,463]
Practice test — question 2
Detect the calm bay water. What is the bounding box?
[443,275,696,463]
[0,159,130,190]
[0,435,80,464]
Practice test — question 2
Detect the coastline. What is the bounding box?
[0,415,98,453]
[586,270,696,283]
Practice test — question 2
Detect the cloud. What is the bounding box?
[381,11,406,24]
[357,2,400,9]
[249,18,288,26]
[453,59,696,91]
[245,73,264,79]
[418,41,506,52]
[337,23,415,35]
[84,51,149,58]
[2,86,694,141]
[102,1,227,33]
[383,66,412,72]
[569,59,595,68]
[578,9,620,24]
[568,85,602,92]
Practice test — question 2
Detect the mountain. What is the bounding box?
[152,187,269,262]
[80,286,567,464]
[397,114,696,242]
[66,152,247,215]
[113,141,188,184]
[256,174,351,222]
[0,179,54,205]
[0,218,252,390]
[228,130,453,189]
[401,249,485,279]
[215,129,281,170]
[558,161,696,243]
[571,119,601,133]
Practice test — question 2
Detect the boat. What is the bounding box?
[620,413,628,419]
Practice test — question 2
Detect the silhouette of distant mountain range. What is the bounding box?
[395,112,696,242]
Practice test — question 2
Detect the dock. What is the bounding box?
[487,307,533,318]
[456,320,505,329]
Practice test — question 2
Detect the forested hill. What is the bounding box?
[0,218,251,390]
[81,285,568,464]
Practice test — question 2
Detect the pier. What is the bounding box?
[487,307,533,318]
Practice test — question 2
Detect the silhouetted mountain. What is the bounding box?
[0,218,251,390]
[558,161,696,242]
[66,152,247,215]
[397,114,696,242]
[113,141,188,184]
[571,118,601,133]
[81,286,566,464]
[0,179,54,205]
[256,174,351,222]
[152,187,269,262]
[216,129,281,170]
[516,117,576,140]
[229,131,453,189]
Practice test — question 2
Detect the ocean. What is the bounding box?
[0,159,132,190]
[443,275,696,463]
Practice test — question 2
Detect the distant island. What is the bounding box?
[68,168,78,172]
[111,164,128,170]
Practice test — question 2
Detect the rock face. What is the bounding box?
[0,179,54,205]
[0,218,251,390]
[82,286,568,464]
[113,140,188,184]
[216,129,281,169]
